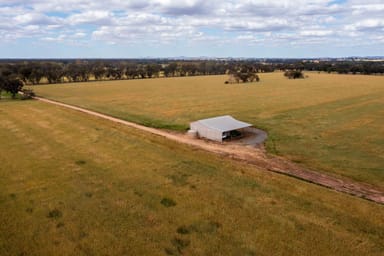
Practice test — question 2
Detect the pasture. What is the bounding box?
[32,72,384,188]
[0,100,383,255]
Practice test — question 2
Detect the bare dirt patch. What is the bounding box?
[35,96,384,204]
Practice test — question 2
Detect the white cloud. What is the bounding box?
[300,30,334,37]
[13,12,61,25]
[345,18,384,32]
[73,32,87,38]
[223,18,292,32]
[67,11,114,25]
[0,0,383,55]
[41,35,66,42]
[351,4,384,13]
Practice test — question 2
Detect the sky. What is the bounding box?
[0,0,383,58]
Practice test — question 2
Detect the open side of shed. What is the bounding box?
[190,115,252,142]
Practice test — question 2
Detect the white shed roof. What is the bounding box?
[194,115,252,132]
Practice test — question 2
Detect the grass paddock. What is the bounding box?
[0,100,383,255]
[32,73,384,188]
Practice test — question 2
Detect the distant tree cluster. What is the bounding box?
[272,60,384,75]
[226,64,260,84]
[284,70,304,79]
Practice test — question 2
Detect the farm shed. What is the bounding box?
[190,115,252,142]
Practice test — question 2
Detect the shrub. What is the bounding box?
[176,225,191,235]
[172,237,190,251]
[20,89,35,100]
[75,160,86,165]
[47,209,62,219]
[161,197,177,207]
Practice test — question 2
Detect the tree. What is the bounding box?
[0,76,4,99]
[181,63,198,76]
[43,63,64,84]
[18,65,33,84]
[227,64,260,84]
[125,63,139,79]
[30,66,44,84]
[1,77,23,98]
[91,62,106,80]
[105,63,126,80]
[0,64,15,77]
[136,65,146,79]
[65,63,90,82]
[284,70,304,79]
[146,64,161,78]
[164,63,177,77]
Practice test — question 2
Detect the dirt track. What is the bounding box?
[35,96,384,204]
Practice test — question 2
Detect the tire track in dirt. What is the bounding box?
[34,96,384,204]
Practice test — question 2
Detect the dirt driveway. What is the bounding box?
[234,127,268,146]
[35,96,384,204]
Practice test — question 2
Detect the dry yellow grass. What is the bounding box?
[1,100,384,255]
[32,72,384,188]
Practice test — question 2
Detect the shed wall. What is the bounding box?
[190,122,223,142]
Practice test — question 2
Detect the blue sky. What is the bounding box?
[0,0,383,58]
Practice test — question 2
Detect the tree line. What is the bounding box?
[270,60,384,75]
[0,59,277,85]
[0,59,382,86]
[0,60,227,85]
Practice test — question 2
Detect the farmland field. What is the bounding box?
[0,100,383,255]
[32,72,384,188]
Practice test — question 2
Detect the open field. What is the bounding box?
[1,100,384,255]
[30,96,384,203]
[32,72,384,188]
